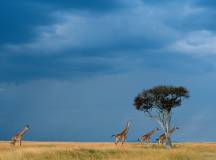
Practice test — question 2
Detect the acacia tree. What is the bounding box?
[134,85,189,148]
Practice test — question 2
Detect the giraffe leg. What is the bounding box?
[122,136,127,146]
[115,138,118,145]
[11,137,15,146]
[20,140,22,146]
[141,139,145,145]
[143,139,146,144]
[144,138,148,144]
[121,139,125,145]
[139,138,143,145]
[149,139,152,144]
[124,136,127,145]
[120,137,123,145]
[11,140,16,146]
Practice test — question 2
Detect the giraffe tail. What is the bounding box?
[156,138,159,143]
[10,140,15,145]
[111,135,115,138]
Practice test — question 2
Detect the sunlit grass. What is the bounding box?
[0,142,216,160]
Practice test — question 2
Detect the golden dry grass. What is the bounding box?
[0,141,216,160]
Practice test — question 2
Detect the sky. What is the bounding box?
[0,0,216,142]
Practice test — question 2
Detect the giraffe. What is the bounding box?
[111,121,131,145]
[156,127,179,144]
[138,128,159,144]
[11,125,30,146]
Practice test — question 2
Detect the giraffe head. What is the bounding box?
[175,127,179,130]
[126,120,133,128]
[25,125,30,130]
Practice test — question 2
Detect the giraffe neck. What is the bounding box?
[160,133,165,137]
[18,127,29,137]
[160,127,176,137]
[121,126,129,135]
[169,127,176,134]
[148,128,157,136]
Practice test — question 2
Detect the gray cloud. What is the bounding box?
[168,30,216,55]
[3,4,177,54]
[0,0,126,45]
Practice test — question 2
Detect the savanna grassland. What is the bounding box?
[0,142,216,160]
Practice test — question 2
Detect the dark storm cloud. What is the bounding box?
[0,52,119,83]
[0,0,124,45]
[0,49,214,83]
[0,0,53,44]
[1,0,216,84]
[30,0,124,11]
[195,0,216,8]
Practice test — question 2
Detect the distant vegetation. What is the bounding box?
[0,142,216,160]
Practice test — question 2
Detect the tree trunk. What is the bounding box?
[165,135,172,149]
[154,110,172,149]
[164,111,172,149]
[146,109,173,149]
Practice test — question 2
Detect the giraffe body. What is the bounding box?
[112,121,131,145]
[156,127,179,144]
[11,125,30,146]
[138,128,159,144]
[156,133,166,144]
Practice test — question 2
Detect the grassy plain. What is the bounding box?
[0,141,216,160]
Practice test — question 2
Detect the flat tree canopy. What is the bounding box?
[134,85,189,148]
[134,86,189,112]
